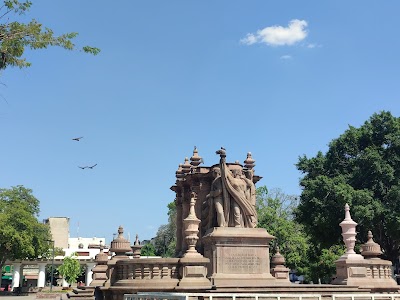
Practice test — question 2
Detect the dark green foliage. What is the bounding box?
[140,243,156,256]
[0,1,100,70]
[302,245,345,284]
[296,111,400,262]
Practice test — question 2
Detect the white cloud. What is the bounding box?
[280,55,292,60]
[241,19,308,46]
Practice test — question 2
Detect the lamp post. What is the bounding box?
[46,240,55,292]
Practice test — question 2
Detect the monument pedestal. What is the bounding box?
[176,257,212,291]
[332,258,398,292]
[202,227,275,288]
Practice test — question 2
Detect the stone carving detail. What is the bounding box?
[208,148,257,228]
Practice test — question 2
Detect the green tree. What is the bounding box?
[296,111,400,263]
[153,201,176,257]
[256,186,308,272]
[302,245,345,284]
[140,243,156,257]
[58,253,82,286]
[0,0,99,71]
[0,185,51,285]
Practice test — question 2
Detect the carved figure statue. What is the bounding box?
[206,167,225,227]
[214,148,257,228]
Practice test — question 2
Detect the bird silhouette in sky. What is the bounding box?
[78,164,97,169]
[72,137,83,141]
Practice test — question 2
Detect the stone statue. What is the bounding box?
[206,148,257,228]
[206,166,225,227]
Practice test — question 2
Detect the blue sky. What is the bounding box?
[1,1,400,243]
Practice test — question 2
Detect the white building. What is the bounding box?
[8,217,109,291]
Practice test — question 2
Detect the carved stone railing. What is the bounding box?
[365,260,393,279]
[112,258,180,291]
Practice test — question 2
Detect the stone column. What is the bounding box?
[181,186,190,253]
[11,263,21,290]
[37,263,47,288]
[86,262,96,286]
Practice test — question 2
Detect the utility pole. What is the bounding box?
[46,240,55,292]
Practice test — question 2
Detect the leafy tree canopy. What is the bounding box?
[303,244,345,284]
[140,243,156,257]
[153,200,176,257]
[296,111,400,262]
[0,186,51,268]
[256,186,308,272]
[58,252,82,285]
[0,0,100,70]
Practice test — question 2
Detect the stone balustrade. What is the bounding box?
[112,258,180,291]
[365,260,393,279]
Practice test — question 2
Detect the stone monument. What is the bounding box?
[172,147,275,289]
[97,147,400,300]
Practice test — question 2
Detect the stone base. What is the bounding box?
[271,266,290,281]
[202,227,275,288]
[332,257,399,292]
[176,256,212,290]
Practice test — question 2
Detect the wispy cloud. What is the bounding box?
[306,43,321,48]
[241,19,308,46]
[280,55,292,60]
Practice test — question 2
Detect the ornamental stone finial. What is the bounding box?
[338,204,363,260]
[361,230,382,258]
[244,152,256,170]
[182,157,191,174]
[131,234,142,258]
[190,146,202,167]
[183,192,201,257]
[176,164,184,180]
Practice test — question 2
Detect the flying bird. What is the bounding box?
[72,137,83,141]
[78,166,87,169]
[87,164,97,169]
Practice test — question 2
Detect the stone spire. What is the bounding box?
[109,226,131,256]
[176,163,184,181]
[181,157,191,174]
[131,234,142,258]
[190,146,203,167]
[338,204,363,260]
[90,240,109,287]
[244,152,256,170]
[183,192,201,257]
[361,231,382,259]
